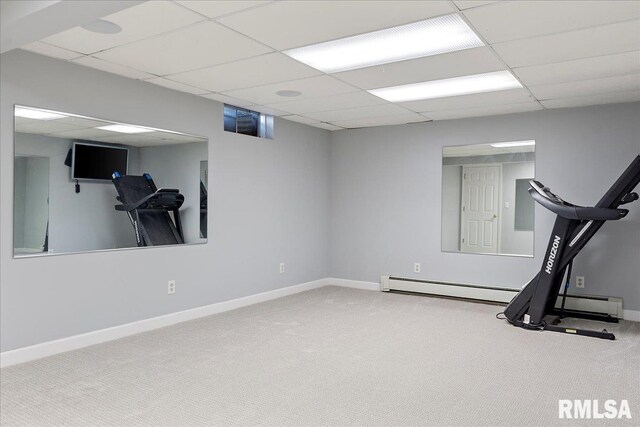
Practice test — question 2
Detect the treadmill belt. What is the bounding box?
[139,211,179,245]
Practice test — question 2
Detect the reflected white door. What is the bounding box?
[460,165,501,254]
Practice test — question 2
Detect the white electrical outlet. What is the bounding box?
[279,263,285,274]
[414,263,421,274]
[575,276,585,288]
[168,280,176,294]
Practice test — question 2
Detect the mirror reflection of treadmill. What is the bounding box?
[112,173,185,247]
[200,181,207,238]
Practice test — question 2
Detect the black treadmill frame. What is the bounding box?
[503,155,640,340]
[112,173,185,247]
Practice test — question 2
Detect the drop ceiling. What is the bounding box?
[19,0,640,131]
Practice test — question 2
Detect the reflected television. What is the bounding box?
[71,142,128,181]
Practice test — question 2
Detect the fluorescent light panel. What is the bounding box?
[369,71,522,102]
[98,124,154,134]
[15,107,67,120]
[491,140,536,148]
[283,14,484,73]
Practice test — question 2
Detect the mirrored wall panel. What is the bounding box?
[442,141,535,257]
[14,106,208,257]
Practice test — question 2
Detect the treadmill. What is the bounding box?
[503,155,640,340]
[112,172,185,246]
[200,180,207,238]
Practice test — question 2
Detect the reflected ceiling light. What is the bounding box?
[368,71,522,103]
[283,14,483,73]
[81,19,122,34]
[15,107,67,120]
[491,140,536,148]
[98,124,154,134]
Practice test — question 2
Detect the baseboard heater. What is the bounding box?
[380,276,623,319]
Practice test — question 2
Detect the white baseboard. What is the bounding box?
[327,278,380,291]
[0,278,331,368]
[5,274,629,368]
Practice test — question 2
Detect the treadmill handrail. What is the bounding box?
[115,190,184,212]
[528,181,628,221]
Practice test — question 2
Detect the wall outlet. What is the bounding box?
[414,263,421,274]
[279,263,285,274]
[575,276,585,289]
[168,280,176,294]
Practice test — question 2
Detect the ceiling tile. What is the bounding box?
[513,51,640,87]
[201,93,255,108]
[268,92,386,115]
[245,105,289,117]
[95,132,201,147]
[42,1,205,55]
[72,56,155,80]
[305,104,412,122]
[176,1,271,18]
[15,120,80,134]
[333,47,504,90]
[223,75,357,105]
[453,1,500,10]
[218,1,454,50]
[464,1,640,44]
[281,115,344,130]
[331,113,428,129]
[55,116,111,129]
[492,20,640,68]
[168,52,321,92]
[144,77,210,95]
[281,115,322,126]
[20,42,83,60]
[399,88,534,112]
[310,123,344,131]
[425,102,542,120]
[94,21,273,76]
[48,127,120,140]
[529,74,640,100]
[540,90,640,109]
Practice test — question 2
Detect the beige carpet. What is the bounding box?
[1,286,639,426]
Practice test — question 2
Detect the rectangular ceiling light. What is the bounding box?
[15,107,67,120]
[491,140,536,148]
[283,14,484,73]
[368,71,522,103]
[98,124,154,134]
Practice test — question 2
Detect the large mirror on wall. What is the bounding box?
[441,140,535,257]
[13,105,208,258]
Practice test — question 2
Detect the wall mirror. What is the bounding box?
[441,140,535,257]
[14,105,208,258]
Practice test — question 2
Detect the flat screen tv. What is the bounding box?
[72,142,128,180]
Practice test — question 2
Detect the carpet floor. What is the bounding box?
[1,286,639,426]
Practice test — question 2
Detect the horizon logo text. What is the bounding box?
[559,400,632,419]
[545,235,561,274]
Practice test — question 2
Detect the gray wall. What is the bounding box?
[13,157,27,249]
[1,50,331,352]
[329,102,640,310]
[20,156,49,250]
[441,165,461,252]
[501,161,534,255]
